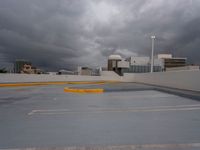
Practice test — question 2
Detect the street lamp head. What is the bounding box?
[151,35,156,39]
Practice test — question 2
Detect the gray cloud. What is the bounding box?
[0,0,200,71]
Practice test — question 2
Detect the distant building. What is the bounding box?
[106,53,191,75]
[157,54,187,70]
[107,55,129,75]
[107,55,164,75]
[122,56,163,74]
[107,55,122,73]
[14,60,31,73]
[166,65,200,72]
[21,64,34,74]
[77,66,93,76]
[20,64,42,74]
[14,59,42,74]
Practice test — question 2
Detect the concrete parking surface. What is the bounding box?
[0,83,200,150]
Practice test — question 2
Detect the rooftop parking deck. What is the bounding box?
[0,83,200,150]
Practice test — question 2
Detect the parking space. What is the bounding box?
[1,83,200,149]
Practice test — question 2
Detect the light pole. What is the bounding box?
[150,35,155,73]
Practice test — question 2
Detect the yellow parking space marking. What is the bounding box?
[0,81,119,87]
[66,81,118,84]
[64,87,104,94]
[0,82,68,87]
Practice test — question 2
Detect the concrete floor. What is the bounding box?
[0,83,200,149]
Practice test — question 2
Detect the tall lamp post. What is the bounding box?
[150,35,155,73]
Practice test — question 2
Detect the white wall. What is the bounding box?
[0,72,121,83]
[130,56,150,65]
[118,60,130,68]
[132,70,200,92]
[1,70,200,92]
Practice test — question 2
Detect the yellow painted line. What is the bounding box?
[64,87,104,94]
[67,81,117,84]
[0,81,119,87]
[0,82,68,87]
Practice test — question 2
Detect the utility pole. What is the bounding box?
[150,35,155,73]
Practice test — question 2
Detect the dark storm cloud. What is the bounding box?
[0,0,200,71]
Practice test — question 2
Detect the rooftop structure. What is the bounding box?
[108,54,122,60]
[107,55,124,75]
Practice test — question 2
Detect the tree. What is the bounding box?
[0,68,7,73]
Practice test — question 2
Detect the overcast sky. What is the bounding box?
[0,0,200,71]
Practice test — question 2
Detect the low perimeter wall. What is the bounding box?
[0,73,122,83]
[124,70,200,92]
[1,71,200,92]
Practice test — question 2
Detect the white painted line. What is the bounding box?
[126,104,200,109]
[2,143,200,149]
[28,104,200,115]
[28,109,70,115]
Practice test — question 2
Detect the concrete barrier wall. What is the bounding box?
[0,73,121,83]
[131,70,200,92]
[100,71,121,77]
[1,71,200,92]
[122,73,135,82]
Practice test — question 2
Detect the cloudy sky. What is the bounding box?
[0,0,200,71]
